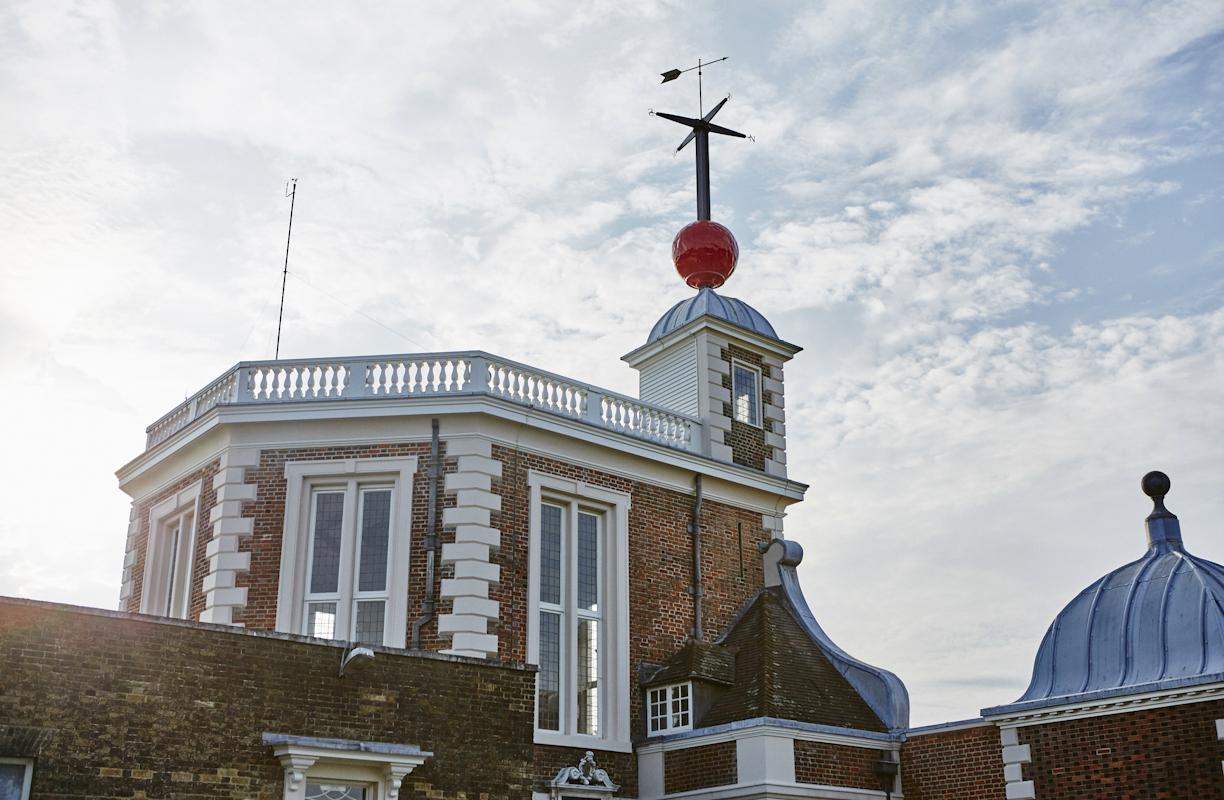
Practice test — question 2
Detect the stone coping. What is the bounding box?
[262,732,431,758]
[0,595,534,672]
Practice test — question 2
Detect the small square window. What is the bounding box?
[647,682,692,735]
[732,362,761,427]
[0,758,33,800]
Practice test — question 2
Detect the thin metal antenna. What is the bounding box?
[274,178,296,360]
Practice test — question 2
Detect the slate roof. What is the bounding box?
[641,639,735,688]
[699,587,887,732]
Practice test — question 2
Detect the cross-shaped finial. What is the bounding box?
[655,58,746,221]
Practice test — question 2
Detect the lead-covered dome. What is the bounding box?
[647,287,778,345]
[1014,472,1224,708]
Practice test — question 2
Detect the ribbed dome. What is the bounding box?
[647,287,778,345]
[1018,475,1224,705]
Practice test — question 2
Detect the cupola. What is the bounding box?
[992,471,1224,713]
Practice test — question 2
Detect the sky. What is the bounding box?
[1,1,1222,727]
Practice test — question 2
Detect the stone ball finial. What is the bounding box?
[1142,470,1171,500]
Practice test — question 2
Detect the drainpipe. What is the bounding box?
[411,418,442,649]
[690,473,704,641]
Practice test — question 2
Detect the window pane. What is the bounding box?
[307,602,337,639]
[306,784,366,800]
[577,512,598,611]
[308,492,345,594]
[539,504,562,605]
[672,683,691,728]
[0,764,27,800]
[357,489,391,592]
[733,365,759,425]
[649,688,667,732]
[164,521,181,617]
[576,618,599,736]
[354,600,386,646]
[537,610,561,730]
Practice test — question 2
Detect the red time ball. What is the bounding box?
[672,220,738,289]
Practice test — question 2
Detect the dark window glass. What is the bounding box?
[309,492,345,594]
[733,364,759,425]
[577,512,598,611]
[538,610,561,730]
[0,764,28,800]
[354,600,386,646]
[540,504,562,605]
[358,489,391,592]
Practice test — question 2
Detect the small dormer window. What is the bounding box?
[647,682,692,735]
[732,361,761,427]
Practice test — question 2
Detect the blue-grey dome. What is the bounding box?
[647,287,778,345]
[1017,480,1224,706]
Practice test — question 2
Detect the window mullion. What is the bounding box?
[337,480,359,641]
[566,502,580,735]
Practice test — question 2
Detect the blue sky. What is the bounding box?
[1,1,1222,725]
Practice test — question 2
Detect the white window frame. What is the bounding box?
[140,480,202,620]
[527,471,631,753]
[0,757,33,800]
[731,360,762,427]
[647,682,693,736]
[276,457,417,649]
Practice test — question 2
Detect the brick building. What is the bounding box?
[3,221,1223,798]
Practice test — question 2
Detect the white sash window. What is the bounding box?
[277,457,417,649]
[303,483,394,646]
[528,471,631,753]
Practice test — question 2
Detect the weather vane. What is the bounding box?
[654,56,746,221]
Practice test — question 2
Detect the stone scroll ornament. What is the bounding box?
[547,751,620,800]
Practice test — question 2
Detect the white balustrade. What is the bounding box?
[146,352,700,454]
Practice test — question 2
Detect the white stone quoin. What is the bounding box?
[200,447,258,625]
[439,435,502,658]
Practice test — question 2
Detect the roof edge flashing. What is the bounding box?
[762,539,911,732]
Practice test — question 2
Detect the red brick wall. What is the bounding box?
[492,445,771,795]
[900,723,1004,800]
[664,742,738,794]
[1020,698,1224,799]
[124,459,221,620]
[0,598,535,800]
[125,438,775,796]
[793,740,881,790]
[238,443,444,642]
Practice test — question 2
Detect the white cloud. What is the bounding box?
[1,0,1222,725]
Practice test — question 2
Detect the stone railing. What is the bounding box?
[145,352,702,454]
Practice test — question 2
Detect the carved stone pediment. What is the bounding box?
[547,751,619,800]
